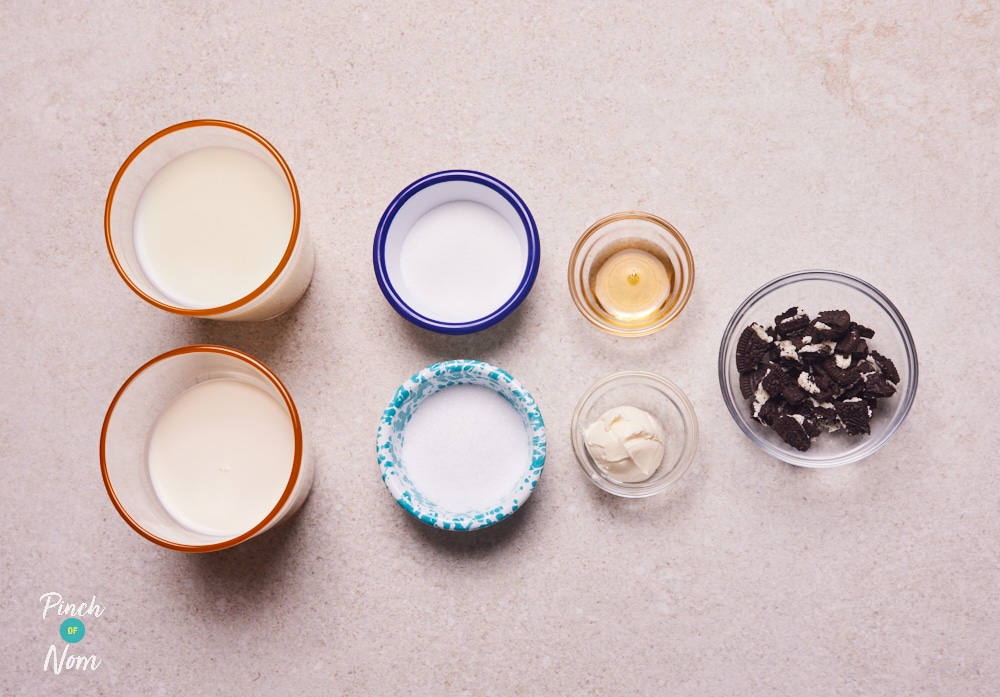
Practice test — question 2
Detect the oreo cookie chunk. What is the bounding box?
[807,398,839,429]
[736,323,773,373]
[797,341,833,363]
[761,366,808,405]
[822,355,865,388]
[739,363,772,400]
[862,371,897,399]
[854,323,876,339]
[796,370,834,401]
[836,326,869,360]
[811,310,851,340]
[774,307,810,337]
[835,398,872,436]
[755,397,782,427]
[772,414,813,451]
[871,350,900,384]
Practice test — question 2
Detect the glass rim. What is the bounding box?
[567,210,695,337]
[104,119,302,316]
[99,344,305,552]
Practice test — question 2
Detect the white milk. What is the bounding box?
[133,146,294,308]
[148,378,295,537]
[398,200,525,322]
[401,384,530,513]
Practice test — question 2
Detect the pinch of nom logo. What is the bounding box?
[40,592,104,674]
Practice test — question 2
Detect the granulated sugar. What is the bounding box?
[401,383,530,513]
[397,200,525,323]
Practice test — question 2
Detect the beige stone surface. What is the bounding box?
[2,1,998,695]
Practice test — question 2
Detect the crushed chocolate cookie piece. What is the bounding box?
[739,363,771,400]
[841,383,866,402]
[774,338,803,363]
[835,398,872,436]
[856,358,879,382]
[782,383,808,405]
[870,350,900,384]
[760,366,785,394]
[836,328,868,359]
[811,310,851,340]
[811,371,835,400]
[796,370,822,395]
[862,372,897,399]
[797,370,833,402]
[755,398,781,426]
[773,414,812,451]
[823,356,865,388]
[802,414,822,438]
[775,307,810,337]
[787,406,822,439]
[798,341,833,363]
[808,398,839,424]
[762,367,807,405]
[854,323,876,339]
[736,323,772,373]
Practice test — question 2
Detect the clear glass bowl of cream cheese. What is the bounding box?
[571,371,699,497]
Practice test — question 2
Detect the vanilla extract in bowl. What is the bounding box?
[567,211,694,337]
[590,238,676,323]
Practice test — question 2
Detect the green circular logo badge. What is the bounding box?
[60,618,85,643]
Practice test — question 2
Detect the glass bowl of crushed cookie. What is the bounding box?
[719,270,918,468]
[568,212,695,337]
[572,371,699,497]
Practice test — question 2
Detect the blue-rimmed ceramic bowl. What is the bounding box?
[376,359,546,530]
[373,170,540,334]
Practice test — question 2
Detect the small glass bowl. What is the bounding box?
[568,211,694,337]
[718,270,919,468]
[571,371,699,497]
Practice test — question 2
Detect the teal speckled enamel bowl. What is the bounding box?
[376,360,546,531]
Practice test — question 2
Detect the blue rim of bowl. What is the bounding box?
[718,269,919,467]
[372,170,541,335]
[376,359,547,531]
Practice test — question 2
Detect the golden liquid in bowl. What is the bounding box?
[591,244,675,322]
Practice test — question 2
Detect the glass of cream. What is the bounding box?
[105,120,314,321]
[101,345,313,552]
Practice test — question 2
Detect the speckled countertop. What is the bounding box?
[3,3,998,695]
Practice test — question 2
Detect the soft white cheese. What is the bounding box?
[583,406,665,483]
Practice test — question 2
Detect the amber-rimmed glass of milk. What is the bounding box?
[105,120,313,321]
[100,345,313,552]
